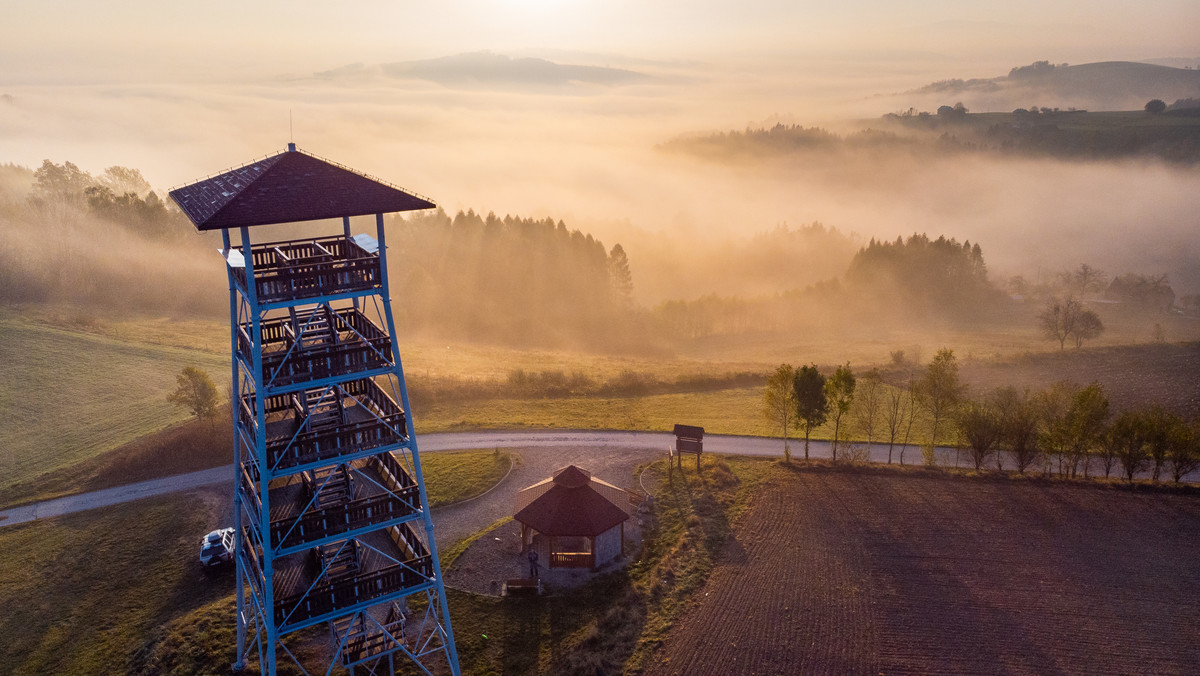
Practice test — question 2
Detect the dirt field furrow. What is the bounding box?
[648,468,1200,675]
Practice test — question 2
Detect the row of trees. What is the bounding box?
[956,384,1200,483]
[27,159,186,239]
[390,208,642,348]
[763,350,1200,484]
[1011,263,1176,314]
[763,348,964,464]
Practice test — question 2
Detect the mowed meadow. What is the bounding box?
[5,305,1199,505]
[0,317,226,490]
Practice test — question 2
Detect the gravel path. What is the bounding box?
[12,429,1177,532]
[0,431,684,529]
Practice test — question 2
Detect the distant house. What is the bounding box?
[514,465,635,571]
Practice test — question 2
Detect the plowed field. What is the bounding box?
[958,342,1200,416]
[648,468,1200,675]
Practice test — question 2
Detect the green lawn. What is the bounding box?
[415,388,776,437]
[0,492,230,675]
[415,386,943,449]
[0,448,516,674]
[423,450,512,508]
[0,318,227,491]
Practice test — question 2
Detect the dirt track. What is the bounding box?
[648,468,1200,675]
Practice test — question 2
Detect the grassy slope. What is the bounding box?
[0,318,226,491]
[0,491,229,675]
[0,449,513,674]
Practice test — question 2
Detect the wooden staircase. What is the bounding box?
[289,305,341,350]
[308,465,353,510]
[331,602,409,668]
[303,387,343,432]
[316,539,360,581]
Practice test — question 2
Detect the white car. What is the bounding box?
[200,527,235,568]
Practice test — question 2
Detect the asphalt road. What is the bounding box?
[0,431,821,529]
[13,428,1163,530]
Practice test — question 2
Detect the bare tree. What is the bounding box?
[825,363,856,461]
[1072,263,1107,297]
[1038,298,1078,350]
[763,364,796,462]
[854,368,883,458]
[881,374,912,464]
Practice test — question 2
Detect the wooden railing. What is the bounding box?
[240,379,408,472]
[387,520,430,562]
[271,488,420,550]
[231,235,380,304]
[550,552,594,569]
[239,309,393,388]
[274,557,433,627]
[338,601,409,666]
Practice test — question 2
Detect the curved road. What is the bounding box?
[0,431,829,529]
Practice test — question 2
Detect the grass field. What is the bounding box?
[416,388,775,437]
[0,318,227,491]
[0,448,515,674]
[0,490,230,675]
[423,450,512,508]
[5,306,1196,509]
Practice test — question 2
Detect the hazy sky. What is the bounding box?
[3,2,1199,294]
[3,1,1197,82]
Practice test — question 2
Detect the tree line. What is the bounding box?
[763,349,1200,484]
[657,232,1008,341]
[389,208,643,349]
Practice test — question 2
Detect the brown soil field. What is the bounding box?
[957,342,1200,416]
[648,466,1200,675]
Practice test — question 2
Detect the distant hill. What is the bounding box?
[316,51,651,90]
[662,111,1200,165]
[912,61,1200,111]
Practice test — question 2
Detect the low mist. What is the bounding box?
[4,50,1199,360]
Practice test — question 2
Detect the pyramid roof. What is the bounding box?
[169,146,434,231]
[514,465,630,537]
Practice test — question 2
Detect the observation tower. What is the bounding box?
[170,144,459,675]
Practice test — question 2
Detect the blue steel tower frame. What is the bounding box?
[172,147,460,676]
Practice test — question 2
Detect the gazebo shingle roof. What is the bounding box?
[169,146,435,231]
[513,465,630,537]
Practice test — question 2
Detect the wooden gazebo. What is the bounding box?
[513,465,633,570]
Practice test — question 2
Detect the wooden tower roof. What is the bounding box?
[169,145,435,231]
